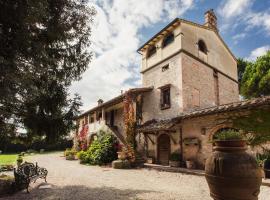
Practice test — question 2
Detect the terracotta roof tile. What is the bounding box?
[137,96,270,132]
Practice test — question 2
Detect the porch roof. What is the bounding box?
[136,118,180,132]
[76,86,153,119]
[137,96,270,132]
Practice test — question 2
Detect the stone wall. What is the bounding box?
[180,21,237,80]
[142,54,183,122]
[181,53,216,111]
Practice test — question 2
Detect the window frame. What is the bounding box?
[198,39,207,54]
[162,32,175,48]
[162,64,169,72]
[159,85,171,110]
[147,45,157,58]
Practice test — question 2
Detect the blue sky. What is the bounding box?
[70,0,270,111]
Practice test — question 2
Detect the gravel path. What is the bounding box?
[2,152,270,200]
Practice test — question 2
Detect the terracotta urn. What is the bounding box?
[205,140,262,200]
[117,151,126,160]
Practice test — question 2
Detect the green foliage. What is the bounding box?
[256,150,270,168]
[170,152,181,161]
[64,148,77,157]
[214,129,243,141]
[77,151,88,163]
[232,109,270,146]
[241,51,270,98]
[0,154,18,165]
[237,58,251,85]
[0,0,96,144]
[77,130,118,165]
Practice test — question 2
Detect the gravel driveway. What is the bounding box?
[1,152,270,200]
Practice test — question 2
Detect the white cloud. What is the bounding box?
[218,0,252,19]
[246,45,270,61]
[70,0,194,111]
[232,33,247,44]
[217,0,270,35]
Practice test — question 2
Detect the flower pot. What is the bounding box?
[169,160,180,167]
[117,152,126,160]
[186,160,195,169]
[205,140,262,200]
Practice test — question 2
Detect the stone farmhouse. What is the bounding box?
[75,10,270,168]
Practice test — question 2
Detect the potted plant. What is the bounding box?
[169,152,181,167]
[65,149,77,160]
[205,129,262,200]
[186,160,195,169]
[261,150,270,178]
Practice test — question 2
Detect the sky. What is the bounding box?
[70,0,270,112]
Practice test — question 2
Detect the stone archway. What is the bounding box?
[157,134,171,165]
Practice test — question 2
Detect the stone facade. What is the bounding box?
[75,10,261,168]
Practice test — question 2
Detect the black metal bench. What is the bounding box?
[14,162,48,193]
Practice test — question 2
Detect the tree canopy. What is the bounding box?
[0,0,95,143]
[240,51,270,98]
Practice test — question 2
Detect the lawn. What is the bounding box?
[0,154,18,165]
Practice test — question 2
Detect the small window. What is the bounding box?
[84,115,88,124]
[198,40,207,54]
[98,112,102,120]
[147,45,156,58]
[89,116,94,123]
[162,64,169,72]
[162,33,174,48]
[160,87,171,110]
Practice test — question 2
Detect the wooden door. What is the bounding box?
[158,134,170,165]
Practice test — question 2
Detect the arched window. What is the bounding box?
[162,33,174,48]
[147,45,156,58]
[198,40,207,54]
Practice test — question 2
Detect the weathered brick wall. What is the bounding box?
[218,73,239,104]
[181,54,239,112]
[182,54,216,111]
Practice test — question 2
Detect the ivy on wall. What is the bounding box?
[123,91,136,161]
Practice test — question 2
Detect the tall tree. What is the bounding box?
[241,51,270,98]
[0,0,95,143]
[237,58,250,88]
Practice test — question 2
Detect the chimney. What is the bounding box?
[204,9,218,32]
[97,99,104,105]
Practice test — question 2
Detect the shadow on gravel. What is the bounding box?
[0,182,158,200]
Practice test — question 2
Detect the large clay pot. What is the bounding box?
[205,140,262,200]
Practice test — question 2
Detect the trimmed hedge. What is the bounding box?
[1,139,72,153]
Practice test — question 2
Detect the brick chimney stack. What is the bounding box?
[97,99,104,105]
[204,9,218,32]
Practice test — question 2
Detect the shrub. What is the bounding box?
[64,149,77,160]
[214,129,243,141]
[170,152,181,161]
[77,130,118,165]
[77,151,88,163]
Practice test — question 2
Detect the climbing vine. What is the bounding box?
[78,123,89,151]
[123,91,136,161]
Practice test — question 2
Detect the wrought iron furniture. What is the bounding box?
[14,162,48,193]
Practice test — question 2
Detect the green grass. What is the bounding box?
[0,154,18,165]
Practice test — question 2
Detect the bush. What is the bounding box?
[170,152,181,161]
[64,148,77,160]
[214,129,243,141]
[77,151,88,163]
[77,130,118,165]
